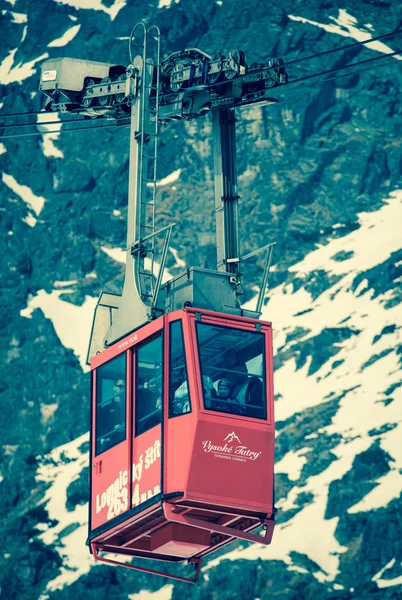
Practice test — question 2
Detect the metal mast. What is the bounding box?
[213,108,241,292]
[105,24,164,347]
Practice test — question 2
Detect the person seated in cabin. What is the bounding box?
[211,378,240,414]
[226,361,249,404]
[136,373,162,434]
[245,376,264,417]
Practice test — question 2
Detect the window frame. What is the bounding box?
[195,320,268,421]
[168,319,192,419]
[134,332,164,437]
[94,351,127,457]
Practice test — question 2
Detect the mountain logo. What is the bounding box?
[224,432,241,444]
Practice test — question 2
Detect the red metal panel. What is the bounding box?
[150,522,210,557]
[132,425,162,508]
[91,357,132,530]
[181,310,274,513]
[186,417,274,514]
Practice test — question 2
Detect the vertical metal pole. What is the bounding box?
[212,108,240,280]
[104,56,150,346]
[256,244,275,314]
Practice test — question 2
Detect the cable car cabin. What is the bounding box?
[88,307,275,583]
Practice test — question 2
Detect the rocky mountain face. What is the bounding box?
[0,0,401,599]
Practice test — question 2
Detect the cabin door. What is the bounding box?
[132,334,163,509]
[91,351,131,531]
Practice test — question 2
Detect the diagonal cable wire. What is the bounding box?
[0,122,120,141]
[277,47,401,93]
[0,116,114,130]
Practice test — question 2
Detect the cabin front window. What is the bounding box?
[196,322,267,419]
[95,353,127,455]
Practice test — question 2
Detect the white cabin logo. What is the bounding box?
[201,431,261,462]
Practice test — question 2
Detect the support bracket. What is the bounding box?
[91,542,202,584]
[164,503,275,545]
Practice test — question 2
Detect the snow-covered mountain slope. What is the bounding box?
[209,191,402,589]
[31,191,402,598]
[1,0,402,599]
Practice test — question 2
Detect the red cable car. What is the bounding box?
[73,23,282,583]
[89,307,275,582]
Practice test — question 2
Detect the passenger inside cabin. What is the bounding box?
[226,361,249,403]
[136,372,162,435]
[245,376,264,417]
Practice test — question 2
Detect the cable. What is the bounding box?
[0,110,43,120]
[0,122,119,141]
[0,116,114,131]
[280,28,402,70]
[290,56,399,89]
[278,47,401,93]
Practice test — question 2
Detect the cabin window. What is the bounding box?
[135,334,163,436]
[169,320,191,418]
[196,322,267,419]
[95,353,127,455]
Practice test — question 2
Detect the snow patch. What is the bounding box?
[155,169,181,187]
[372,558,402,588]
[1,10,27,23]
[36,433,92,598]
[54,280,78,288]
[288,10,402,61]
[348,423,402,514]
[101,246,174,283]
[0,49,49,84]
[128,586,174,600]
[275,448,310,481]
[48,24,81,47]
[20,289,97,371]
[37,113,64,159]
[101,246,125,263]
[292,191,402,276]
[170,246,186,269]
[52,0,126,21]
[2,173,46,226]
[158,0,179,8]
